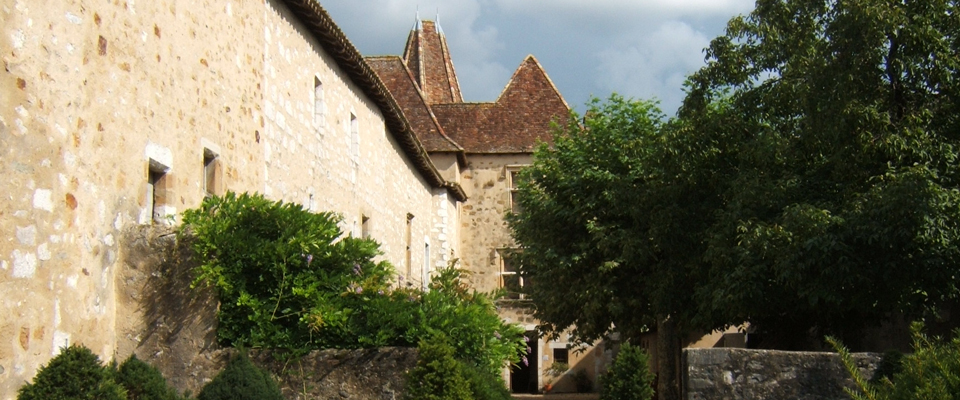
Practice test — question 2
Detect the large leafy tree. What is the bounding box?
[509,96,717,399]
[511,0,960,398]
[682,0,960,346]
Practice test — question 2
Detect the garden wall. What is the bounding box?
[683,348,881,400]
[116,225,417,399]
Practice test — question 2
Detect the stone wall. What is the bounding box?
[683,348,880,400]
[116,225,417,399]
[0,0,456,396]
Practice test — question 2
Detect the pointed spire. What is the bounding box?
[413,7,422,31]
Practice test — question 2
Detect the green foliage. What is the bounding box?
[679,0,960,343]
[182,192,525,377]
[601,344,655,400]
[509,95,682,344]
[460,360,513,400]
[196,352,283,400]
[404,339,472,400]
[869,350,903,386]
[17,345,127,400]
[115,355,183,400]
[181,192,394,353]
[832,324,960,400]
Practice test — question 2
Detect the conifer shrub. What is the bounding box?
[17,344,126,400]
[196,352,283,400]
[600,343,654,400]
[404,338,471,400]
[831,323,960,400]
[115,354,183,400]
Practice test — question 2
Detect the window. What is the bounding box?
[499,250,527,299]
[506,166,526,214]
[361,214,371,239]
[350,113,359,164]
[147,159,170,224]
[202,148,220,197]
[553,348,569,364]
[405,214,414,280]
[422,242,430,291]
[313,76,325,128]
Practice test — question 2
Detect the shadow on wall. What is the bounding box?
[544,343,603,394]
[116,225,227,394]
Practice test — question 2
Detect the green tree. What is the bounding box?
[511,1,960,398]
[17,345,127,400]
[196,352,284,400]
[601,343,655,400]
[681,0,960,346]
[509,95,705,399]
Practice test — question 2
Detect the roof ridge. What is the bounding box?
[395,58,465,152]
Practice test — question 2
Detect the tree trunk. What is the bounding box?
[657,316,681,400]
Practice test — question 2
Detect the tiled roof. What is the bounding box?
[402,20,463,104]
[366,56,463,153]
[432,56,570,153]
[273,0,466,201]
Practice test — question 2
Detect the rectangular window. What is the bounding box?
[350,113,359,164]
[506,166,525,214]
[553,348,569,364]
[202,148,220,197]
[500,250,525,299]
[422,242,430,291]
[147,160,170,224]
[314,76,325,128]
[405,214,414,280]
[361,214,371,239]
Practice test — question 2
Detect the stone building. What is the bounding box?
[368,18,610,394]
[0,0,595,397]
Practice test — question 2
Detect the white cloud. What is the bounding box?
[595,21,711,112]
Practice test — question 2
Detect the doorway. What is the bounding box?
[511,331,539,393]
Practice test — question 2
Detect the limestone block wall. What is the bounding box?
[683,348,880,400]
[1,0,263,395]
[261,0,445,289]
[459,153,532,292]
[1,0,458,396]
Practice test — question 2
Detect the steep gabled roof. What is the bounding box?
[431,56,571,153]
[274,0,466,201]
[402,20,463,104]
[366,56,463,154]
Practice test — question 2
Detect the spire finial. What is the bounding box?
[435,8,443,34]
[413,6,422,31]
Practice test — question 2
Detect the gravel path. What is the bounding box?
[511,394,600,400]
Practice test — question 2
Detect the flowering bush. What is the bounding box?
[181,192,526,376]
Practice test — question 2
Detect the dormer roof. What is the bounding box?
[431,55,570,153]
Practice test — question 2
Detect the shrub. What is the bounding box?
[600,343,654,400]
[181,192,527,373]
[831,323,960,400]
[17,345,126,400]
[196,352,283,400]
[404,338,471,400]
[115,354,183,400]
[573,369,593,393]
[461,361,512,400]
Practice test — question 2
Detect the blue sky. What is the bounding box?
[321,0,755,115]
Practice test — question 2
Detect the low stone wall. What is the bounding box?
[683,348,880,400]
[116,225,417,399]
